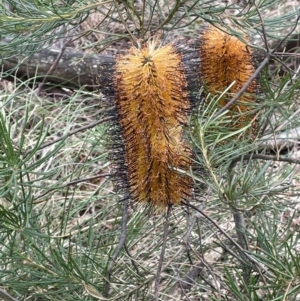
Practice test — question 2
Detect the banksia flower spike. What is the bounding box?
[200,27,258,135]
[112,37,193,211]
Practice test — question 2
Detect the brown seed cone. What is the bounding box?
[113,38,192,210]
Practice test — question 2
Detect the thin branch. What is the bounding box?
[103,198,129,298]
[274,52,300,58]
[25,114,114,156]
[183,205,202,245]
[254,1,269,52]
[188,246,222,293]
[154,206,171,301]
[35,36,73,95]
[179,262,205,290]
[228,152,250,286]
[180,204,203,282]
[0,289,20,301]
[182,202,269,277]
[33,172,113,202]
[88,246,185,300]
[113,0,139,46]
[230,153,300,168]
[258,126,300,151]
[155,0,182,32]
[213,53,271,118]
[178,277,193,300]
[232,207,250,286]
[124,243,140,275]
[272,15,300,53]
[232,208,248,251]
[66,173,113,186]
[274,107,300,134]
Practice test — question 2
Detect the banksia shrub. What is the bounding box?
[112,38,193,211]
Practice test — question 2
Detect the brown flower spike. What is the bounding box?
[114,38,192,210]
[200,27,258,133]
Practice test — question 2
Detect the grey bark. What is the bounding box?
[1,46,115,91]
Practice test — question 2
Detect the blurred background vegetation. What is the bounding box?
[0,0,300,300]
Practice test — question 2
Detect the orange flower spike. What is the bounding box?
[114,38,192,210]
[200,27,257,130]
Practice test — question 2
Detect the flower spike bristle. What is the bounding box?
[113,38,192,211]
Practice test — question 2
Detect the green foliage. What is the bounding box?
[0,0,299,300]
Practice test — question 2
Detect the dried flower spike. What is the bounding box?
[200,27,258,133]
[113,38,192,210]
